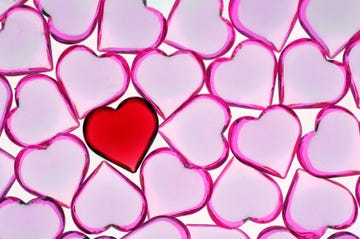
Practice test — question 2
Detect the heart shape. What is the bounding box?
[15,134,89,208]
[258,226,297,239]
[187,224,249,239]
[0,149,15,198]
[207,39,276,109]
[34,0,100,43]
[166,0,235,59]
[208,158,282,228]
[160,94,230,169]
[72,161,146,234]
[6,74,79,147]
[229,0,298,51]
[279,39,348,108]
[84,97,158,172]
[0,75,12,135]
[132,48,205,118]
[0,6,52,75]
[328,232,359,239]
[299,0,360,58]
[0,197,64,239]
[283,169,358,238]
[121,216,189,239]
[298,106,360,177]
[229,105,301,178]
[98,0,166,53]
[344,37,360,109]
[57,45,130,119]
[140,148,212,217]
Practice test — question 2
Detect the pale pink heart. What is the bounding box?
[132,48,205,118]
[258,226,297,239]
[279,39,348,108]
[121,216,189,239]
[57,45,130,119]
[72,161,146,234]
[61,231,89,239]
[328,232,359,239]
[229,105,301,178]
[0,75,12,135]
[207,39,276,109]
[0,149,15,198]
[283,169,358,238]
[229,0,298,51]
[187,224,249,239]
[0,197,64,239]
[140,148,211,217]
[98,0,166,53]
[0,0,26,17]
[15,134,89,208]
[0,6,52,75]
[298,106,360,177]
[5,74,79,147]
[160,94,230,169]
[166,0,235,59]
[299,0,360,58]
[344,37,360,109]
[34,0,100,43]
[208,158,282,228]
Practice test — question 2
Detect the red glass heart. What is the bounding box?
[83,97,158,172]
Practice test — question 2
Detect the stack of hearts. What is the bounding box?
[0,0,360,239]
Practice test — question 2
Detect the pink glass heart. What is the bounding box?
[166,0,235,59]
[57,45,130,119]
[6,74,79,146]
[140,148,212,217]
[15,134,89,207]
[132,48,205,118]
[160,94,230,169]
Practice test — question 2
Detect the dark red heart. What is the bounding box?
[83,97,158,172]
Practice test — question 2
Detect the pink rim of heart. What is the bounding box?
[132,48,206,119]
[61,231,89,239]
[56,44,130,119]
[187,224,249,239]
[0,5,53,76]
[328,232,360,239]
[14,133,89,208]
[228,105,302,178]
[279,38,349,108]
[298,0,360,58]
[257,226,297,238]
[0,196,65,237]
[228,0,299,52]
[344,35,360,109]
[5,74,79,147]
[0,74,12,135]
[121,216,190,239]
[71,161,147,234]
[298,105,360,177]
[357,177,360,206]
[0,0,27,19]
[207,39,277,109]
[283,169,359,238]
[207,157,283,228]
[0,149,15,198]
[165,0,235,59]
[97,0,167,54]
[159,94,231,170]
[139,147,212,217]
[33,0,101,44]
